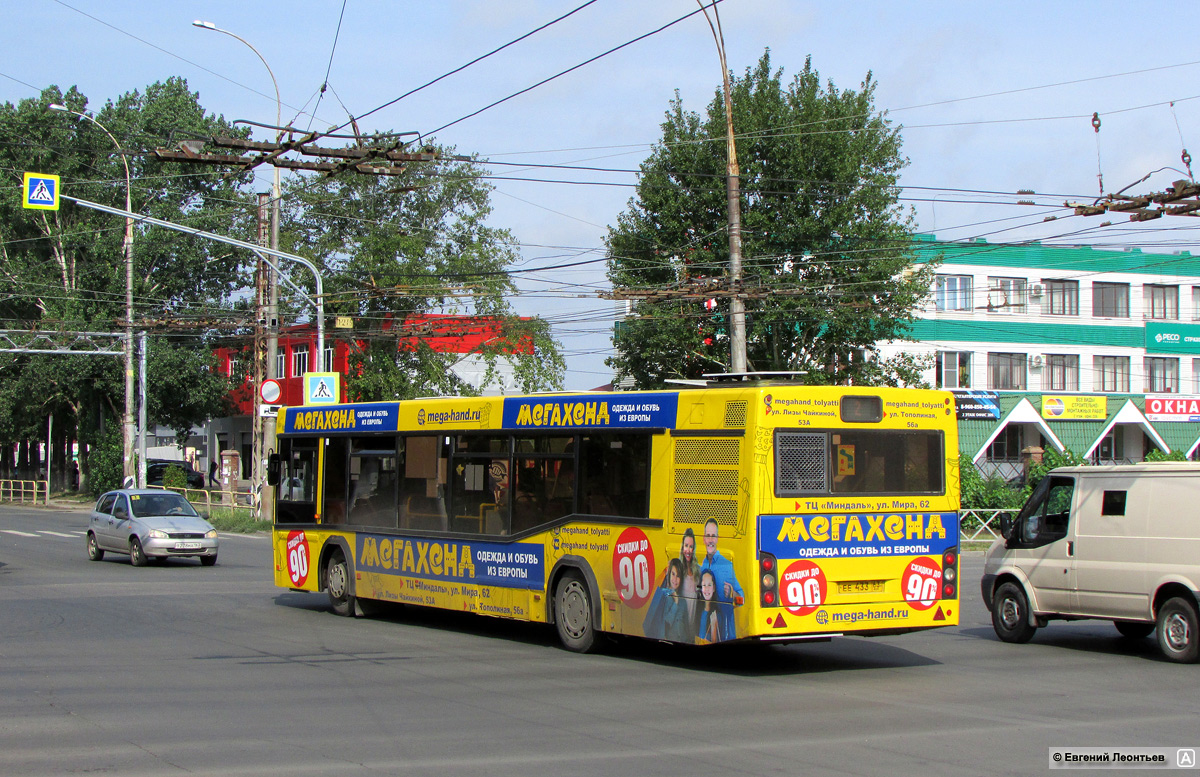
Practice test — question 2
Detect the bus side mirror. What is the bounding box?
[266,453,281,487]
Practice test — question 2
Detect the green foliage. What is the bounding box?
[161,465,188,490]
[147,341,234,446]
[958,457,1029,510]
[1026,449,1088,493]
[607,51,933,387]
[1145,448,1187,462]
[281,146,564,399]
[0,79,252,472]
[88,424,123,496]
[205,510,271,533]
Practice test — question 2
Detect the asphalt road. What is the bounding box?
[1,503,1197,777]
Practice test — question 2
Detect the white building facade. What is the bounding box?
[877,236,1200,476]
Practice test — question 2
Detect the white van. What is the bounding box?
[981,462,1200,663]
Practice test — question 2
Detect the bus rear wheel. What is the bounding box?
[325,549,355,617]
[554,572,596,653]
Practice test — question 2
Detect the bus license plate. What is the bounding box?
[837,580,884,594]
[175,542,201,550]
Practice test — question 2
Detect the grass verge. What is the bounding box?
[206,508,271,534]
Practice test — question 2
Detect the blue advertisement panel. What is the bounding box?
[501,392,679,429]
[759,512,959,559]
[282,403,399,434]
[355,533,545,590]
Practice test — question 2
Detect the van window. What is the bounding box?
[1012,475,1074,548]
[1101,490,1127,516]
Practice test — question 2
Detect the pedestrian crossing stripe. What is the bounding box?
[23,172,60,210]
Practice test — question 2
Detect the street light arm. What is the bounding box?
[192,21,282,139]
[60,194,325,359]
[48,104,132,210]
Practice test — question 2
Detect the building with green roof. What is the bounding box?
[878,236,1200,475]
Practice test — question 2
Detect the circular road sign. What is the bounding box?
[260,378,282,404]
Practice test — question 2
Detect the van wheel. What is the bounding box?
[325,549,355,617]
[992,582,1037,643]
[554,572,596,653]
[1156,597,1200,663]
[1114,621,1154,639]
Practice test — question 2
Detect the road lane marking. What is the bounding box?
[1,529,39,537]
[38,530,78,538]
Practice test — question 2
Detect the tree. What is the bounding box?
[280,146,563,399]
[606,50,935,388]
[0,80,247,478]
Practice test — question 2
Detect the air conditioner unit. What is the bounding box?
[1030,354,1044,368]
[1030,283,1044,297]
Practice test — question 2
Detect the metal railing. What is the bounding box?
[146,484,258,518]
[960,508,1008,542]
[0,479,49,505]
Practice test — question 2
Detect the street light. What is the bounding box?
[192,19,283,375]
[48,103,138,486]
[194,20,286,514]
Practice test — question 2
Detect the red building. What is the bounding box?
[216,314,534,413]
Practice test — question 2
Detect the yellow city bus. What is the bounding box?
[268,380,961,652]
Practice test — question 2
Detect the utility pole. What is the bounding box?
[252,193,270,515]
[698,0,747,373]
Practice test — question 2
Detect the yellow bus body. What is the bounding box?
[272,385,961,646]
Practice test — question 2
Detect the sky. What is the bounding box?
[4,1,1199,390]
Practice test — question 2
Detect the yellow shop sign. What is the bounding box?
[1042,395,1107,420]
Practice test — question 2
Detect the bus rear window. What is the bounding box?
[775,429,944,497]
[840,395,883,423]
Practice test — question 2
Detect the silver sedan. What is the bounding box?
[87,489,219,566]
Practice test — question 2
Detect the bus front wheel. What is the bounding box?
[554,572,596,653]
[325,549,355,617]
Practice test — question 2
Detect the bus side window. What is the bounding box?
[399,436,447,532]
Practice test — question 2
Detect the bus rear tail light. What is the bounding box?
[759,551,778,607]
[942,547,959,599]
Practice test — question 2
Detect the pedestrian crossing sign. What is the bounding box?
[303,372,340,405]
[23,172,60,210]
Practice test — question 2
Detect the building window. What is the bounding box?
[1192,286,1200,320]
[227,357,241,378]
[1093,356,1130,393]
[276,351,285,378]
[292,344,309,377]
[1092,282,1129,318]
[935,275,972,311]
[1145,357,1179,393]
[988,352,1026,390]
[1046,354,1079,391]
[935,351,971,389]
[986,425,1023,462]
[324,345,336,372]
[1044,279,1079,316]
[1195,358,1200,394]
[1145,284,1179,320]
[987,277,1027,314]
